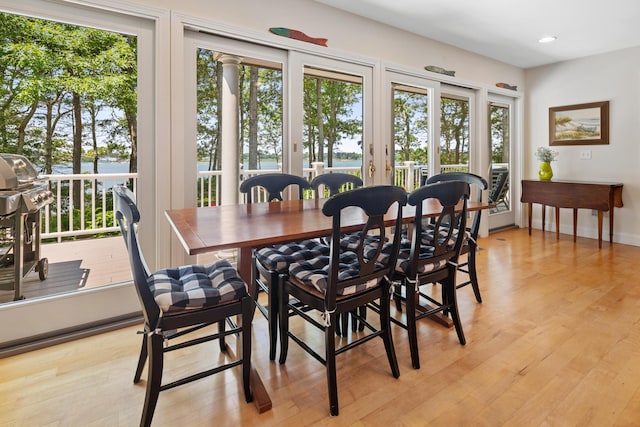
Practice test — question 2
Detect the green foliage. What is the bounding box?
[0,11,137,170]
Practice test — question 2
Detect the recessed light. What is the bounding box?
[538,35,557,44]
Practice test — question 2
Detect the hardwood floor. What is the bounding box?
[2,228,640,426]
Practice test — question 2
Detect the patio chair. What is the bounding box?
[489,169,509,212]
[426,172,488,303]
[278,185,406,415]
[114,185,252,427]
[239,173,328,360]
[392,180,469,369]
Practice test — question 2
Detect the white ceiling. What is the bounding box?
[315,0,640,68]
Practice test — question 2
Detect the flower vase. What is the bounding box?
[538,161,553,181]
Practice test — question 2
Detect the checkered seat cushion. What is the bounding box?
[367,238,446,275]
[149,259,248,313]
[393,237,451,275]
[288,241,391,296]
[339,231,385,251]
[255,239,329,272]
[405,224,472,249]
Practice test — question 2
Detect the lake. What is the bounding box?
[47,160,364,175]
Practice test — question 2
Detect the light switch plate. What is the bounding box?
[579,150,592,160]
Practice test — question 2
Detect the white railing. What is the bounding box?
[42,173,137,241]
[42,161,494,240]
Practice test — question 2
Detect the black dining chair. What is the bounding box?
[239,173,328,360]
[278,185,406,416]
[426,172,488,303]
[310,172,365,335]
[114,185,253,427]
[392,180,469,369]
[310,172,363,199]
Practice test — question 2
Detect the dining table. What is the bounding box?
[165,196,491,413]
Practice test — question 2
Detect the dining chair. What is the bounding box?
[392,180,469,369]
[310,172,364,335]
[310,172,363,199]
[114,185,253,427]
[278,185,406,416]
[239,173,329,360]
[426,172,488,303]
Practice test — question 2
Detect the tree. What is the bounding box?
[440,97,469,165]
[394,90,428,162]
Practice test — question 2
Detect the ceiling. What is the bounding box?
[315,0,640,68]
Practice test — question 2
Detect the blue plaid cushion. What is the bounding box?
[394,238,449,275]
[415,224,472,248]
[149,259,248,312]
[288,251,379,296]
[365,236,449,275]
[256,239,329,272]
[340,231,385,251]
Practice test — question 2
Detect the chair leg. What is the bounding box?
[278,279,289,365]
[341,312,349,336]
[357,306,367,332]
[140,332,164,427]
[250,256,260,323]
[445,276,466,345]
[133,334,147,383]
[267,272,279,361]
[380,284,400,378]
[406,281,420,369]
[467,247,483,303]
[325,313,339,416]
[218,320,227,352]
[241,296,254,403]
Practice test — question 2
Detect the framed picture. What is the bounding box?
[549,101,609,146]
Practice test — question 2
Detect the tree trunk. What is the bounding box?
[16,101,38,155]
[316,79,324,163]
[248,66,258,169]
[72,92,83,210]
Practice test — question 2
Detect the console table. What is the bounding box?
[521,179,623,248]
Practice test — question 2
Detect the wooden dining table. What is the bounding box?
[165,196,490,413]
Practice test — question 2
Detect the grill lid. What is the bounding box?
[0,154,40,190]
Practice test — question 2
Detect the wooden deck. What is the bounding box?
[0,236,232,304]
[0,237,132,304]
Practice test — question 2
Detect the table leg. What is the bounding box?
[528,203,533,235]
[572,208,578,242]
[555,207,560,240]
[609,207,615,243]
[541,204,546,232]
[597,211,604,249]
[236,246,272,413]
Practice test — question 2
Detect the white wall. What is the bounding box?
[131,0,524,88]
[525,47,640,246]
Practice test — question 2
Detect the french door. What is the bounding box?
[488,93,516,230]
[0,0,157,347]
[385,70,439,188]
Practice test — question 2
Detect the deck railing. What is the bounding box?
[41,162,500,240]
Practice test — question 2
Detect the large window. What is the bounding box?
[440,95,470,173]
[0,11,138,305]
[302,67,363,174]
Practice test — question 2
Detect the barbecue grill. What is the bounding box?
[0,154,53,300]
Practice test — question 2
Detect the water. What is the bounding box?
[47,160,364,175]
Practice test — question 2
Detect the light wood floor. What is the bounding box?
[2,228,640,426]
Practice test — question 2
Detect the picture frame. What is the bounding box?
[549,101,609,146]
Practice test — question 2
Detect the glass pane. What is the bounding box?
[440,96,470,173]
[0,11,137,304]
[489,103,511,213]
[392,84,429,188]
[303,67,362,178]
[196,49,283,205]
